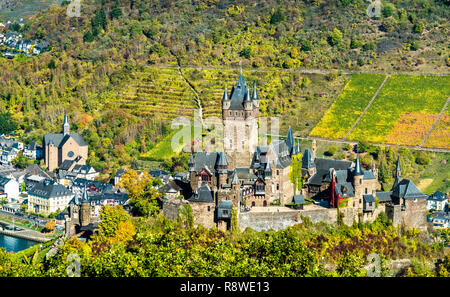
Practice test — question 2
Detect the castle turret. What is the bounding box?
[353,154,364,199]
[80,187,91,227]
[216,151,228,186]
[392,155,401,190]
[244,89,252,111]
[222,86,230,111]
[252,82,259,108]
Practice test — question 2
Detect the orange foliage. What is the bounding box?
[385,112,438,146]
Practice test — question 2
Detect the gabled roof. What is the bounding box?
[314,158,352,171]
[363,194,375,203]
[376,191,392,202]
[293,195,305,205]
[43,132,87,148]
[28,182,73,199]
[428,191,447,202]
[391,179,428,200]
[188,183,214,203]
[218,200,233,209]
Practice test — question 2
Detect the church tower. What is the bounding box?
[63,112,70,135]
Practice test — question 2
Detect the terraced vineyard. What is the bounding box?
[115,67,199,120]
[310,74,386,139]
[183,68,347,136]
[310,74,450,149]
[423,108,450,149]
[347,75,450,146]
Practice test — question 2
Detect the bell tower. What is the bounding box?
[63,112,70,135]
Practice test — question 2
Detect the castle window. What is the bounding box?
[360,179,362,185]
[276,170,279,175]
[365,188,368,194]
[277,184,279,190]
[208,206,210,211]
[229,111,232,116]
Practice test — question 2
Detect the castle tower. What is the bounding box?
[353,154,364,199]
[80,187,91,227]
[63,112,70,136]
[222,73,259,165]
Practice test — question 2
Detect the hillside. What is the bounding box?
[0,0,448,179]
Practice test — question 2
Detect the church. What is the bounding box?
[43,112,89,172]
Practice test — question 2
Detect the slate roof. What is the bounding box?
[43,133,87,148]
[362,170,376,180]
[227,73,259,110]
[391,179,428,200]
[271,140,292,169]
[192,152,224,173]
[28,182,73,199]
[428,191,447,202]
[354,155,363,176]
[72,178,113,192]
[376,191,392,202]
[228,168,258,181]
[363,194,375,203]
[188,183,214,203]
[0,176,12,187]
[218,200,233,210]
[293,195,305,205]
[314,158,352,171]
[302,149,315,168]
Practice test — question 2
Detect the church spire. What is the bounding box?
[63,112,70,135]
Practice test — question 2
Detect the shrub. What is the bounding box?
[270,7,286,25]
[326,146,338,156]
[413,21,425,33]
[382,3,396,18]
[328,28,343,46]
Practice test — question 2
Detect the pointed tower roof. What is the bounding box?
[396,156,401,175]
[252,82,259,100]
[302,149,315,168]
[264,162,272,172]
[286,126,295,154]
[354,154,363,176]
[244,88,251,102]
[296,142,301,155]
[237,72,246,88]
[222,86,229,101]
[82,186,89,202]
[216,151,228,167]
[64,112,69,125]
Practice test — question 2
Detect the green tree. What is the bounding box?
[98,205,133,238]
[270,7,286,25]
[327,28,343,46]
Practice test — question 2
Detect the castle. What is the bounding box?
[43,112,88,172]
[163,73,428,231]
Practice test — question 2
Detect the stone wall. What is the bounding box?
[401,199,428,231]
[239,209,300,231]
[190,201,216,228]
[162,198,189,222]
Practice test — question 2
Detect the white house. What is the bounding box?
[0,175,20,201]
[431,212,450,228]
[427,191,448,211]
[23,141,43,159]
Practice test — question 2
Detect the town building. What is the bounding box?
[27,180,74,215]
[23,141,43,160]
[43,112,88,172]
[427,191,448,211]
[0,175,19,201]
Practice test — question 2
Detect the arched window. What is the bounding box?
[252,201,255,207]
[263,200,267,207]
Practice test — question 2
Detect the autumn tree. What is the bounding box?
[118,169,162,217]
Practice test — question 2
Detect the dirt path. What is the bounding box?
[344,75,389,140]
